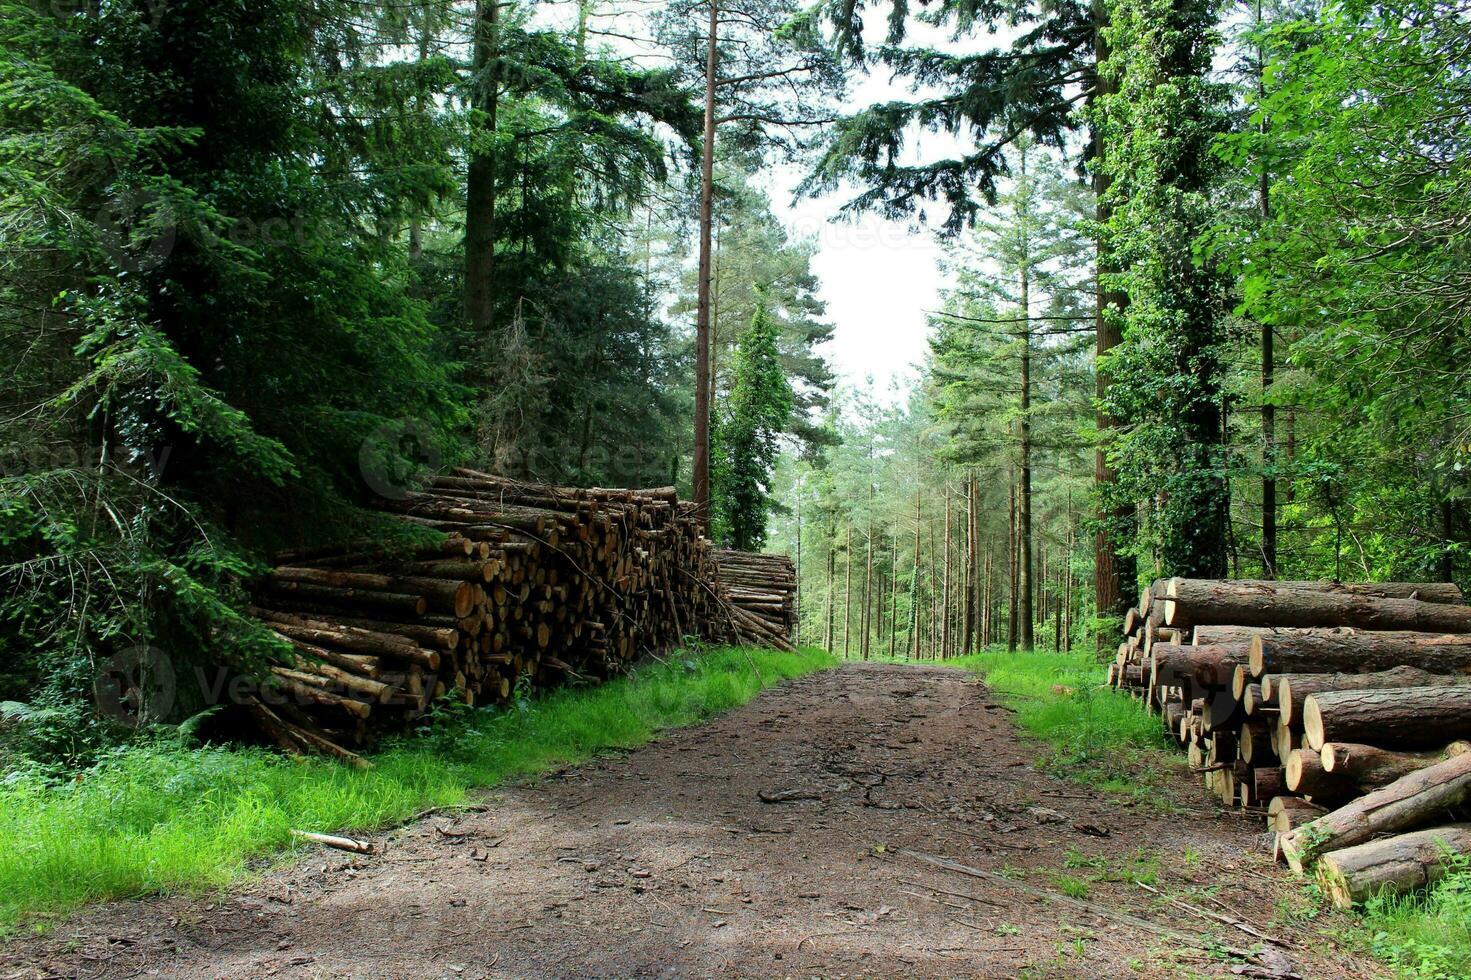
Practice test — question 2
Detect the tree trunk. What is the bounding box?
[963,472,976,655]
[862,519,873,660]
[691,0,718,525]
[941,484,952,659]
[1165,579,1471,631]
[1008,476,1019,653]
[843,523,852,659]
[465,0,503,333]
[1255,0,1277,580]
[1019,151,1036,652]
[794,485,802,645]
[889,529,899,658]
[980,546,991,648]
[1304,687,1471,750]
[911,487,921,660]
[823,521,835,653]
[1280,751,1471,872]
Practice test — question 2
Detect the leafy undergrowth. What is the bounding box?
[949,648,1180,800]
[0,646,835,932]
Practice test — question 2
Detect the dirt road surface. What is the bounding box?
[2,662,1382,979]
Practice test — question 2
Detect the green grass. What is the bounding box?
[0,646,834,932]
[949,648,1179,795]
[1357,854,1471,979]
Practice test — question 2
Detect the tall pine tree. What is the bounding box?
[713,302,794,550]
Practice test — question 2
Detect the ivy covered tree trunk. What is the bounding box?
[1096,0,1229,579]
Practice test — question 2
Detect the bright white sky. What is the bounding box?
[762,153,945,401]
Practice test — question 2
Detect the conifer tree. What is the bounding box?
[713,303,794,549]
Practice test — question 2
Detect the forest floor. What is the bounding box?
[1,662,1385,979]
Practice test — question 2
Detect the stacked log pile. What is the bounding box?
[1108,578,1471,908]
[243,470,797,760]
[710,549,797,651]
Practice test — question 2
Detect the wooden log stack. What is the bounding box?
[1108,577,1471,908]
[242,470,797,761]
[709,549,798,651]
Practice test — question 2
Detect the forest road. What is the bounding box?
[2,662,1382,979]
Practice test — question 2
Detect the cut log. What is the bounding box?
[1284,747,1352,800]
[1249,629,1471,678]
[1317,824,1471,909]
[1165,580,1471,631]
[1250,767,1286,808]
[252,611,441,668]
[264,581,428,618]
[1304,686,1471,750]
[290,830,375,854]
[1321,741,1471,791]
[1239,718,1276,765]
[1150,643,1248,691]
[1269,795,1327,834]
[1280,751,1471,872]
[1275,666,1471,726]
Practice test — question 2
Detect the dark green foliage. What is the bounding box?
[0,0,808,771]
[1,0,465,763]
[460,12,702,487]
[713,303,794,549]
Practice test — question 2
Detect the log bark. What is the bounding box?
[1194,625,1278,646]
[1150,643,1248,691]
[1317,823,1471,909]
[1248,767,1285,807]
[1280,751,1471,872]
[1250,629,1471,678]
[1304,686,1471,750]
[1275,666,1471,726]
[1240,718,1276,765]
[1321,741,1471,792]
[264,581,427,617]
[1165,579,1471,631]
[252,612,441,669]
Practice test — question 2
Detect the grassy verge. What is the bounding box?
[1353,855,1471,977]
[948,648,1471,977]
[949,648,1179,797]
[0,646,834,932]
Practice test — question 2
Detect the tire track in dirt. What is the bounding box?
[1,663,1383,979]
